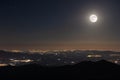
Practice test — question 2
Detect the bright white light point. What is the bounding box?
[89,14,98,23]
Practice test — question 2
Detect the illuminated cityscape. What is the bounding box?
[0,50,120,67]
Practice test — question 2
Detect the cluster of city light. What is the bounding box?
[0,64,8,67]
[10,59,33,63]
[87,54,102,58]
[110,54,120,57]
[108,59,120,64]
[2,49,23,53]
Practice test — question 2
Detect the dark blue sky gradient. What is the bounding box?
[0,0,120,50]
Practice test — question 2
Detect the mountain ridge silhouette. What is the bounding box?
[0,60,120,79]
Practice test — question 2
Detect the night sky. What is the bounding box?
[0,0,120,51]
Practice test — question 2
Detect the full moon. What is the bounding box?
[89,14,98,23]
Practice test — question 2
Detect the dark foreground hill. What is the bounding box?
[0,60,120,80]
